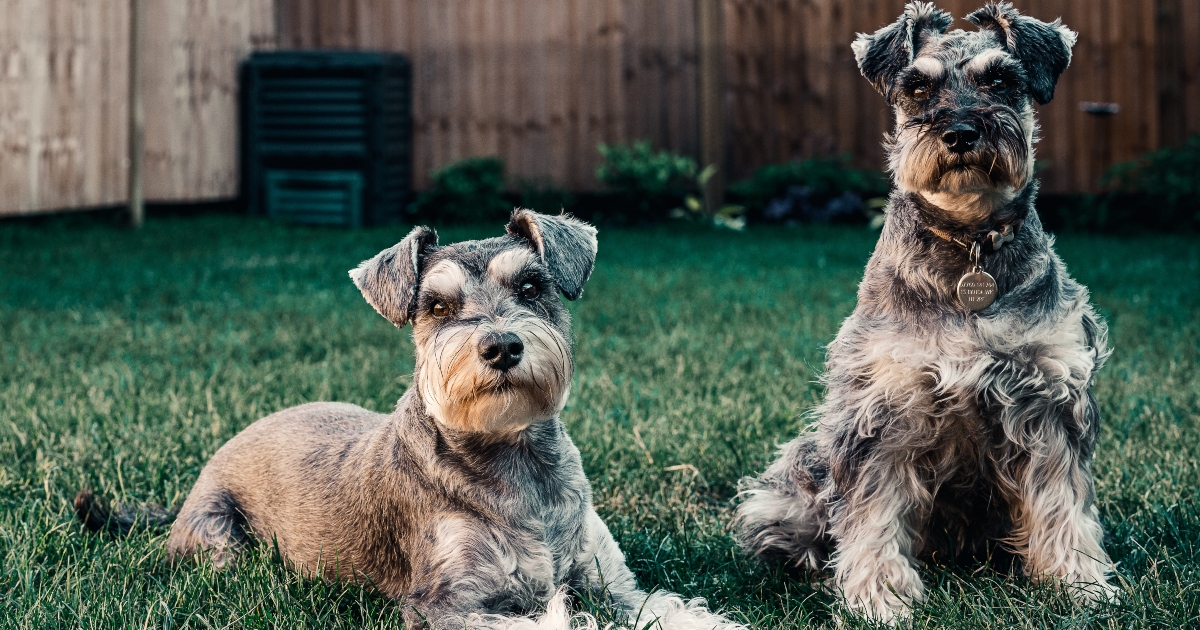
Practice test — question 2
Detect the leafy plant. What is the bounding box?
[730,155,889,223]
[596,141,701,222]
[410,157,510,224]
[1104,134,1200,204]
[1042,136,1200,233]
[669,165,748,231]
[1097,135,1200,230]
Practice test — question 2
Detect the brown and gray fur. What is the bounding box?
[76,210,743,630]
[735,2,1116,624]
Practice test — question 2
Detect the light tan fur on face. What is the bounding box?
[916,102,1037,219]
[892,98,1035,221]
[416,314,572,434]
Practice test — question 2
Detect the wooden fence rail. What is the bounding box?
[2,0,1197,215]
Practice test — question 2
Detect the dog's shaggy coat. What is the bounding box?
[77,210,743,630]
[736,2,1117,623]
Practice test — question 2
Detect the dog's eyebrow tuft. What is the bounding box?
[910,56,945,80]
[487,249,536,284]
[962,48,1013,75]
[421,260,469,296]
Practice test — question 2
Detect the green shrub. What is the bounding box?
[1105,134,1200,204]
[410,157,510,224]
[596,141,700,222]
[729,155,889,221]
[1098,135,1200,230]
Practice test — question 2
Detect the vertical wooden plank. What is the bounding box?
[551,0,571,186]
[1154,0,1182,147]
[519,0,543,180]
[565,0,583,189]
[697,0,725,209]
[128,0,144,226]
[1182,0,1200,136]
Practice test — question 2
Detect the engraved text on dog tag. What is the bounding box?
[957,268,997,311]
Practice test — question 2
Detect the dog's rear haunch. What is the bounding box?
[736,2,1117,626]
[77,209,744,630]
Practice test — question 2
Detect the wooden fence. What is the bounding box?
[277,0,703,194]
[0,0,274,216]
[281,0,1200,194]
[2,0,1197,215]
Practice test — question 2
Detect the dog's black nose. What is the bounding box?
[479,332,524,371]
[942,123,981,154]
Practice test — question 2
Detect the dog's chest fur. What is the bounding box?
[820,195,1104,491]
[366,403,595,607]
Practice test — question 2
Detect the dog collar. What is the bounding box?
[925,219,1022,312]
[926,218,1023,253]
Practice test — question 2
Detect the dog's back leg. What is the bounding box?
[166,488,252,568]
[734,435,831,571]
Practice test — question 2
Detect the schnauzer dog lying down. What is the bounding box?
[736,2,1116,624]
[77,210,742,630]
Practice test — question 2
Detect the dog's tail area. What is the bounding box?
[74,489,176,535]
[453,588,746,630]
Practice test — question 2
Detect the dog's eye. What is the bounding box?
[519,282,539,300]
[431,302,450,318]
[984,73,1008,90]
[912,84,931,100]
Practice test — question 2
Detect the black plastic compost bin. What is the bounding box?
[241,51,411,227]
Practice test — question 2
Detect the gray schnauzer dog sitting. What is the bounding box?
[76,210,742,630]
[736,2,1116,623]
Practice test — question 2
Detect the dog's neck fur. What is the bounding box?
[393,389,583,506]
[861,183,1058,323]
[912,182,1034,235]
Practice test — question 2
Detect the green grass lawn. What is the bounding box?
[1,215,1197,629]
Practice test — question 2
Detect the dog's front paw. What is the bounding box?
[1065,572,1121,606]
[837,561,924,626]
[1030,553,1120,607]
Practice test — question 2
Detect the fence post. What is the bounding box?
[128,0,145,229]
[697,0,725,216]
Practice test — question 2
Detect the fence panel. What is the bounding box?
[1,0,127,214]
[0,0,273,216]
[277,0,699,191]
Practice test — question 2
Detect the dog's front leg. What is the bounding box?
[830,444,926,625]
[575,512,745,630]
[1003,394,1117,603]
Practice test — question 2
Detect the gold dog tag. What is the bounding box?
[957,267,997,311]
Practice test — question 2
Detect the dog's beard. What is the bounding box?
[889,105,1034,213]
[416,316,572,433]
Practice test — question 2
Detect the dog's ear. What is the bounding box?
[852,2,953,101]
[967,2,1076,104]
[349,226,439,327]
[506,209,598,301]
